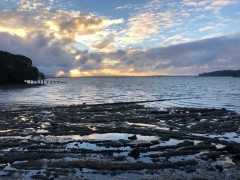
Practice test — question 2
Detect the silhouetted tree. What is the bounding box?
[0,51,45,84]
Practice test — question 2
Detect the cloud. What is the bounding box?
[198,26,214,32]
[116,4,135,10]
[103,33,240,75]
[0,0,124,51]
[211,0,238,6]
[183,1,198,7]
[117,0,182,47]
[0,0,240,77]
[198,23,226,33]
[1,29,240,76]
[120,12,160,44]
[115,0,240,49]
[91,34,116,51]
[0,0,124,75]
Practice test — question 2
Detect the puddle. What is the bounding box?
[1,147,24,152]
[168,155,196,163]
[140,151,164,163]
[200,119,207,122]
[127,122,157,128]
[136,135,159,141]
[41,122,51,128]
[187,122,197,128]
[211,143,225,149]
[4,163,17,171]
[191,132,240,143]
[74,168,147,180]
[29,133,159,143]
[87,126,98,131]
[0,130,14,133]
[214,132,240,143]
[41,111,52,114]
[22,169,46,180]
[0,136,31,140]
[193,140,202,145]
[66,142,130,151]
[21,128,35,134]
[19,115,29,121]
[157,121,178,131]
[0,171,7,176]
[36,129,49,133]
[160,139,183,146]
[128,121,178,131]
[113,151,153,163]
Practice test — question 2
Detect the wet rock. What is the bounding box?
[150,140,159,145]
[0,103,240,179]
[215,165,223,172]
[129,148,140,159]
[114,156,126,161]
[178,141,194,147]
[128,135,137,140]
[160,137,170,141]
[233,153,240,160]
[225,144,240,154]
[139,143,151,147]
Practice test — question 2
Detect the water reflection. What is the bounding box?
[0,133,158,143]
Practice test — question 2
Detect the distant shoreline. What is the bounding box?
[199,70,240,77]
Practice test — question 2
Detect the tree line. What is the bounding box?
[0,51,45,84]
[199,70,240,77]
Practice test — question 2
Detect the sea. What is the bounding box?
[0,76,240,113]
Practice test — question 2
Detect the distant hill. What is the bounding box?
[0,51,44,84]
[199,70,240,77]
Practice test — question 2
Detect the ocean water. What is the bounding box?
[0,76,240,112]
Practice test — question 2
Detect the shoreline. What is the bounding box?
[0,103,240,179]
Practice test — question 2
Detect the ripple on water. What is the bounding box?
[0,77,240,112]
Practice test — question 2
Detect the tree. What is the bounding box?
[0,51,45,84]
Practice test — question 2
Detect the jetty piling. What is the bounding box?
[24,80,66,85]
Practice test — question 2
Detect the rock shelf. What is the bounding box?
[0,103,240,179]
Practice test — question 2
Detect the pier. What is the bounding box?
[24,80,66,85]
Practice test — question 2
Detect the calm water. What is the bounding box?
[0,76,240,112]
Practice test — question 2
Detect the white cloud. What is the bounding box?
[198,26,214,32]
[183,1,198,7]
[116,4,135,10]
[211,0,238,6]
[0,0,124,53]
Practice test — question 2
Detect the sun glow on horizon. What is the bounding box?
[65,68,171,77]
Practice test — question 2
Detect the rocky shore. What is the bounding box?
[0,103,240,179]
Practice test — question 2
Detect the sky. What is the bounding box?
[0,0,240,76]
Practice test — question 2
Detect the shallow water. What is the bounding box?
[0,76,240,112]
[0,133,158,143]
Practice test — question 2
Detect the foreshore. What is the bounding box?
[0,102,240,179]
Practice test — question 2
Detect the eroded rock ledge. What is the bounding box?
[0,103,240,179]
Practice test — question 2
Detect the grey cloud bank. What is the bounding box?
[0,32,239,76]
